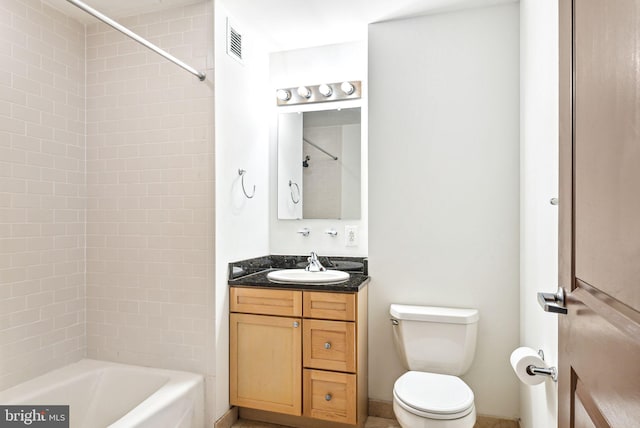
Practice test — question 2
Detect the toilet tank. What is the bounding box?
[390,304,479,376]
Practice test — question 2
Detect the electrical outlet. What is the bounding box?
[345,226,358,247]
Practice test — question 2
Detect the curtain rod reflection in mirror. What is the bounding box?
[66,0,207,81]
[276,81,361,106]
[303,138,338,161]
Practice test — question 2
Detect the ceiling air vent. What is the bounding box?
[226,18,243,64]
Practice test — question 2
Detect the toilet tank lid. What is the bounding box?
[390,304,479,324]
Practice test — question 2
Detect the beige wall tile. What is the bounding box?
[2,3,215,425]
[0,0,86,390]
[85,1,215,424]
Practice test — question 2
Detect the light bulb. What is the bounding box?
[340,81,355,95]
[297,86,312,98]
[318,84,333,97]
[276,89,291,101]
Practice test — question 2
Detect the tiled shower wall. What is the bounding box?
[84,1,215,421]
[1,0,215,422]
[0,0,86,390]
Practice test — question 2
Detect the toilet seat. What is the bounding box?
[393,371,475,420]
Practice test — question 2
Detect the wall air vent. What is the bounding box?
[226,18,243,64]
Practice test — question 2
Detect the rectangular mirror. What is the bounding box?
[277,107,361,219]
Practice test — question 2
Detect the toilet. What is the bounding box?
[389,304,479,428]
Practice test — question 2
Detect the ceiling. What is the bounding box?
[44,0,517,51]
[222,0,517,51]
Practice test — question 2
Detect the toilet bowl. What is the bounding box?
[392,371,476,428]
[389,304,479,428]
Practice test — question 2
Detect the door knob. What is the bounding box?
[537,287,567,315]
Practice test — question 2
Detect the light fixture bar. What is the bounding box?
[66,0,206,81]
[276,81,361,106]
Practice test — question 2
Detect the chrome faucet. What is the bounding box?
[306,252,326,272]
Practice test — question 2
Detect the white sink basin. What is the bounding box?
[267,269,350,285]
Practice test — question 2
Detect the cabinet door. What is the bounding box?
[230,313,302,415]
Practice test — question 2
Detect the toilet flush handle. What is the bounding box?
[390,319,399,325]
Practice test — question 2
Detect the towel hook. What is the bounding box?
[238,169,255,199]
[289,180,300,204]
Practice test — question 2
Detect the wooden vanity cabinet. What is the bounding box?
[230,286,368,428]
[230,288,303,415]
[230,312,302,415]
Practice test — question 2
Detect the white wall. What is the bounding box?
[519,1,559,427]
[277,113,303,219]
[214,2,270,419]
[269,42,368,256]
[341,124,361,219]
[368,4,520,419]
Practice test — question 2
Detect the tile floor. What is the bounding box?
[231,416,519,428]
[231,417,401,428]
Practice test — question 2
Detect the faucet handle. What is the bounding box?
[325,229,338,237]
[306,251,326,272]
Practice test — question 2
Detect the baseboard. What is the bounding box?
[367,399,520,428]
[475,415,520,428]
[214,407,239,428]
[368,399,396,420]
[473,415,520,428]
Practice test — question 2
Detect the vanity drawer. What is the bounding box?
[303,319,356,373]
[303,369,356,425]
[303,291,356,321]
[230,287,302,317]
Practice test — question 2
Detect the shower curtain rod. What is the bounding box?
[66,0,206,81]
[303,138,339,161]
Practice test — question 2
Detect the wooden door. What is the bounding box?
[558,0,640,426]
[230,313,302,415]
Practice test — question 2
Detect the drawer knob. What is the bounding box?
[293,321,299,328]
[325,394,332,401]
[324,342,331,349]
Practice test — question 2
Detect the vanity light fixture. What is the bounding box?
[297,86,312,99]
[275,81,361,106]
[276,89,291,101]
[318,83,333,97]
[340,81,355,95]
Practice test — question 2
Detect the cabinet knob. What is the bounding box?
[324,342,331,349]
[325,394,332,401]
[293,321,299,328]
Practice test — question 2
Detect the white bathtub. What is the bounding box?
[0,359,204,428]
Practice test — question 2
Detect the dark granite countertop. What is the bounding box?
[228,255,369,292]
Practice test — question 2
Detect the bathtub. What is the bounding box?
[0,359,204,428]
